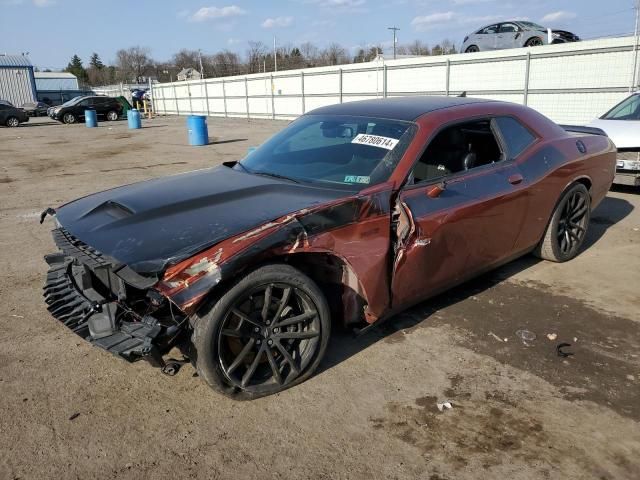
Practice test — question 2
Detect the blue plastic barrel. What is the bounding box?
[187,115,208,146]
[128,109,142,129]
[85,109,97,128]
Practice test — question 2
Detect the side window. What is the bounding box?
[499,23,519,33]
[494,117,536,158]
[78,99,90,107]
[0,105,7,111]
[411,119,504,184]
[602,95,640,120]
[480,24,498,34]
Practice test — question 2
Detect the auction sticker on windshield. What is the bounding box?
[352,133,399,150]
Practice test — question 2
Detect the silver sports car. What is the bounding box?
[462,21,580,53]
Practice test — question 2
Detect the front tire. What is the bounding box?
[193,264,331,399]
[525,37,543,47]
[106,110,119,121]
[534,183,591,262]
[62,113,76,124]
[465,45,479,53]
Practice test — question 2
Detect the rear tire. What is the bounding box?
[534,183,591,262]
[193,264,331,399]
[5,116,19,127]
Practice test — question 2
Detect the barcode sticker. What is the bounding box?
[352,134,399,150]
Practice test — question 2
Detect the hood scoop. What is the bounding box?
[82,200,135,220]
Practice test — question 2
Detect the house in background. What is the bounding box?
[177,67,202,81]
[34,71,88,105]
[0,54,37,106]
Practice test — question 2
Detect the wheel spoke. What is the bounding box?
[570,206,587,222]
[221,328,244,338]
[275,341,300,375]
[275,311,316,328]
[231,308,262,328]
[275,330,320,340]
[226,338,256,375]
[265,347,283,385]
[272,287,292,322]
[241,345,264,387]
[261,284,273,321]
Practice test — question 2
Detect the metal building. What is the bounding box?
[34,72,79,91]
[0,54,37,106]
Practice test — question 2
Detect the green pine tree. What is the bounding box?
[89,53,104,70]
[65,54,88,83]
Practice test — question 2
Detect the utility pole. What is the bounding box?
[632,0,640,92]
[198,49,205,79]
[388,26,400,60]
[273,36,278,72]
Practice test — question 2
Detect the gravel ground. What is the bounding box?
[1,115,639,480]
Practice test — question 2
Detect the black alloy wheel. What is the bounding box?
[535,183,591,262]
[193,264,330,399]
[556,188,589,256]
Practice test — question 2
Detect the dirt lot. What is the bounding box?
[1,116,639,480]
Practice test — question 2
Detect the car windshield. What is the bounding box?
[519,21,547,31]
[61,96,84,107]
[601,95,640,120]
[236,114,415,189]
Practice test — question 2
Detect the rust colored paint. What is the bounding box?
[157,101,616,325]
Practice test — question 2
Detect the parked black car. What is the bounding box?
[49,96,123,124]
[0,103,29,127]
[22,101,50,117]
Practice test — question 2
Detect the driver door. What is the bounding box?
[390,118,530,308]
[496,23,521,49]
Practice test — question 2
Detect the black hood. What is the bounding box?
[55,165,347,275]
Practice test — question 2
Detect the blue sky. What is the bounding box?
[0,0,636,70]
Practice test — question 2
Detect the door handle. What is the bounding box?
[508,173,524,185]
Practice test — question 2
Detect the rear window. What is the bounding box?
[495,117,536,158]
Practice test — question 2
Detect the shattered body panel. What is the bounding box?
[41,96,616,369]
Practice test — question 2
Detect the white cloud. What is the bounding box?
[190,5,247,22]
[262,16,294,28]
[33,0,55,6]
[411,12,455,31]
[303,0,366,12]
[541,11,577,23]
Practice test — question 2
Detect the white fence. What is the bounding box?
[151,36,640,125]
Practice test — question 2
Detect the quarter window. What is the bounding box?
[494,117,536,158]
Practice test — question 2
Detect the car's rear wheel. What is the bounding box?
[525,37,543,47]
[106,110,119,121]
[5,116,19,127]
[63,113,76,124]
[534,183,591,262]
[193,264,331,399]
[465,45,479,53]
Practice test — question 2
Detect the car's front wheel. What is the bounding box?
[5,116,20,127]
[62,113,76,124]
[534,183,591,262]
[525,37,543,47]
[465,45,479,53]
[193,264,331,399]
[106,110,119,121]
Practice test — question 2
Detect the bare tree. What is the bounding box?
[300,42,320,67]
[172,49,200,71]
[115,46,153,83]
[246,41,268,74]
[320,43,348,66]
[206,50,243,77]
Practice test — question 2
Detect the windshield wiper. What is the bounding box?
[252,171,301,184]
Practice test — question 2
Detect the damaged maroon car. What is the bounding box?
[41,97,616,398]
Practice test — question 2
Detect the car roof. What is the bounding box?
[307,96,495,121]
